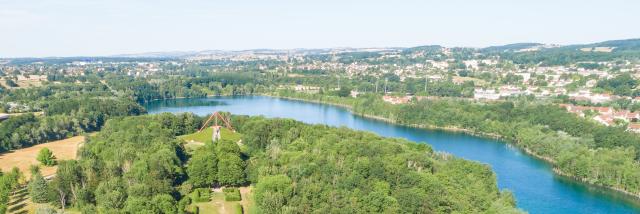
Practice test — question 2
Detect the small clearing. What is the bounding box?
[192,186,254,214]
[179,127,242,152]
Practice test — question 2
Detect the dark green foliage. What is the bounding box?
[50,160,84,211]
[21,110,519,213]
[186,145,217,188]
[4,79,18,87]
[177,197,191,214]
[106,76,206,103]
[72,116,187,213]
[95,178,128,211]
[29,172,50,203]
[223,188,241,201]
[337,86,352,97]
[44,97,145,116]
[596,73,638,96]
[334,95,640,196]
[0,98,144,153]
[254,175,292,214]
[237,117,521,213]
[216,140,245,186]
[153,194,178,214]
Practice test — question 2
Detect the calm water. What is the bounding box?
[144,96,640,214]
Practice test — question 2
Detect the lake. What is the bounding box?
[144,96,640,214]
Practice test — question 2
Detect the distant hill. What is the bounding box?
[481,43,544,53]
[488,38,640,65]
[567,38,640,52]
[3,38,639,65]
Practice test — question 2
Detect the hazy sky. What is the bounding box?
[1,0,639,57]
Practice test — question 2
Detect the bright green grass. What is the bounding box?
[179,127,242,144]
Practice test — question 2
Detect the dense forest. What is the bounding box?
[14,114,521,213]
[237,116,521,213]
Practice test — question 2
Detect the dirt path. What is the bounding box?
[239,187,252,214]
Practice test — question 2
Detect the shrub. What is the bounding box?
[36,148,56,166]
[223,188,241,201]
[191,188,211,203]
[177,196,191,214]
[29,173,50,203]
[191,205,199,214]
[35,205,57,214]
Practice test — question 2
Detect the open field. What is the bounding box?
[0,76,47,89]
[580,46,615,53]
[0,135,85,178]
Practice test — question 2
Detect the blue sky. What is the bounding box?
[0,0,638,57]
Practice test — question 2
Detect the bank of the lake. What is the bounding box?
[144,96,640,214]
[268,93,640,200]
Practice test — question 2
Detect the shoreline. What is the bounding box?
[265,93,640,200]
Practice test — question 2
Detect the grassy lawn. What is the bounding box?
[189,187,254,214]
[192,192,241,214]
[179,127,241,144]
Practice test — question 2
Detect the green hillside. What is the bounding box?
[179,126,242,144]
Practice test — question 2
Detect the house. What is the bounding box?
[382,96,412,105]
[593,115,615,126]
[350,90,361,98]
[474,88,500,100]
[568,90,614,104]
[616,111,640,122]
[628,123,640,133]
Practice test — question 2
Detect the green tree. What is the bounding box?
[95,178,127,212]
[29,172,50,203]
[217,155,245,186]
[36,148,56,166]
[187,146,218,187]
[254,175,293,213]
[152,194,177,214]
[337,86,352,97]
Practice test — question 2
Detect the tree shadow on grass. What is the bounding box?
[7,202,27,213]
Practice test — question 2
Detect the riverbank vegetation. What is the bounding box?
[273,91,640,198]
